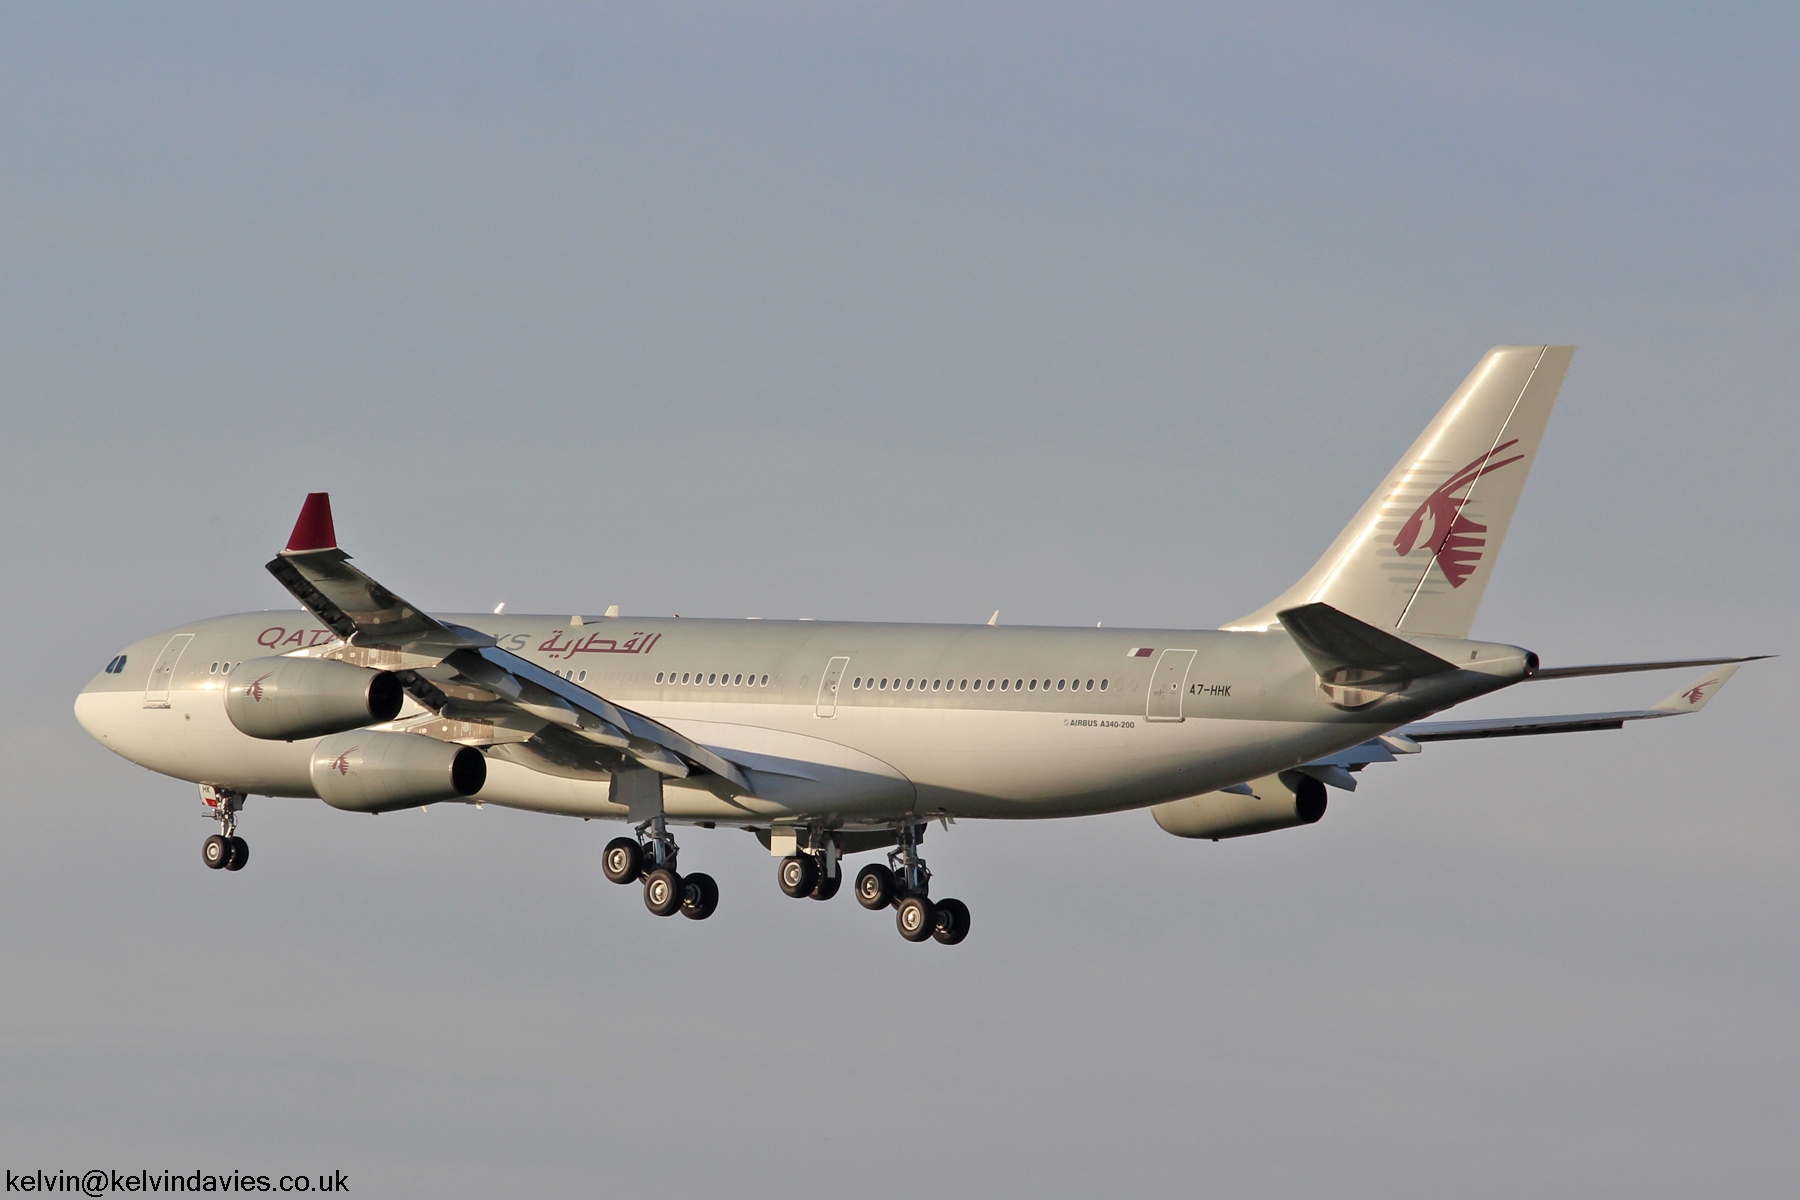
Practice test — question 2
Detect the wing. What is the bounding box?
[265,493,752,795]
[1292,662,1754,792]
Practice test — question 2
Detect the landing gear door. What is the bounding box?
[1146,648,1196,721]
[144,633,194,709]
[815,656,850,718]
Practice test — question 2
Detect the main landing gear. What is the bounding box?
[600,816,718,920]
[200,785,249,872]
[784,823,970,945]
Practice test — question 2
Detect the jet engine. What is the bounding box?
[309,730,486,813]
[1151,770,1328,840]
[225,656,404,741]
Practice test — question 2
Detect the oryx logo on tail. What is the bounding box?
[1393,440,1527,588]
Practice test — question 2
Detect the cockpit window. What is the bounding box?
[104,655,127,674]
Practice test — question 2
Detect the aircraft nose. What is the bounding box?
[74,666,124,743]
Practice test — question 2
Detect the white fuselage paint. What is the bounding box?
[76,610,1529,829]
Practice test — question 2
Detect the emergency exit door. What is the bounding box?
[144,633,193,709]
[1146,648,1196,721]
[815,657,850,717]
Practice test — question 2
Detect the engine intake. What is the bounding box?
[310,730,486,813]
[225,656,404,741]
[1151,770,1328,840]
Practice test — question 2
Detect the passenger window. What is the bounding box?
[760,675,769,686]
[1028,679,1037,690]
[853,677,861,689]
[906,679,915,690]
[681,673,691,684]
[579,671,587,682]
[1086,679,1094,690]
[933,680,941,690]
[1100,679,1109,691]
[999,679,1008,690]
[959,679,968,690]
[1057,679,1066,691]
[734,674,743,685]
[656,672,665,683]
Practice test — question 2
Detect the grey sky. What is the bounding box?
[2,5,1795,1196]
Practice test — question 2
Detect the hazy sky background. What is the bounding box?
[2,4,1795,1196]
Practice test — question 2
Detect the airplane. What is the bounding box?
[74,345,1765,944]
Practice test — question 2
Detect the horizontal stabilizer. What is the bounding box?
[1400,663,1749,743]
[1528,655,1769,681]
[1277,602,1457,687]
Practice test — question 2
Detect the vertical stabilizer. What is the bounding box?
[1226,345,1574,638]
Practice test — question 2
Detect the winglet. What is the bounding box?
[285,492,337,553]
[1651,663,1743,714]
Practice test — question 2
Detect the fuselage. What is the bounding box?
[76,610,1532,828]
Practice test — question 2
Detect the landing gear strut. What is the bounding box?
[200,785,248,872]
[854,823,969,945]
[599,816,718,921]
[775,830,843,901]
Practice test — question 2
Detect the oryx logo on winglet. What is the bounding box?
[1682,680,1719,706]
[1392,440,1527,588]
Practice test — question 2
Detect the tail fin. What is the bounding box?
[1226,345,1575,638]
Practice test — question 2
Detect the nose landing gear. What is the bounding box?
[200,785,249,872]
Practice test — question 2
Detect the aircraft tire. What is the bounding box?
[896,895,937,942]
[602,837,642,885]
[681,872,719,920]
[643,868,684,916]
[202,835,229,870]
[810,868,842,901]
[778,855,818,898]
[224,836,249,871]
[931,898,970,945]
[854,864,894,910]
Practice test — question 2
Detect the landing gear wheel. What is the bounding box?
[778,854,818,898]
[896,894,937,942]
[855,863,895,910]
[681,872,719,920]
[224,836,249,871]
[810,868,842,901]
[202,835,229,870]
[643,868,684,916]
[602,837,642,884]
[931,898,970,945]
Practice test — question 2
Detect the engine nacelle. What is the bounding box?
[225,656,404,741]
[1151,770,1328,840]
[310,730,486,813]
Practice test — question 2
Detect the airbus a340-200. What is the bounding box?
[75,346,1763,944]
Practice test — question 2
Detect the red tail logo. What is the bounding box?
[1392,440,1526,588]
